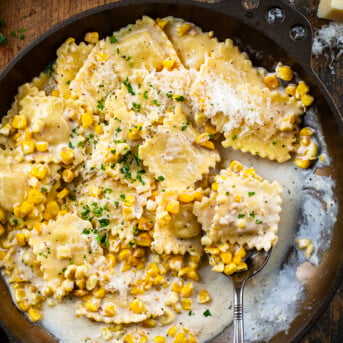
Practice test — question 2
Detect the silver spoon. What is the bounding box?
[227,248,273,343]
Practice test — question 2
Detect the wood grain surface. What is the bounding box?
[0,0,342,342]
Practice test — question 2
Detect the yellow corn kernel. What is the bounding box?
[130,286,145,295]
[162,58,175,70]
[212,262,224,272]
[285,84,296,96]
[237,218,246,229]
[129,299,147,314]
[236,262,248,272]
[33,223,42,235]
[21,139,35,154]
[65,37,75,44]
[195,133,215,150]
[171,280,184,293]
[104,303,116,316]
[28,308,42,322]
[295,158,311,169]
[35,141,49,152]
[95,52,108,61]
[146,262,160,278]
[211,183,218,191]
[124,194,135,207]
[138,217,153,231]
[95,124,103,135]
[301,93,314,107]
[50,89,59,97]
[233,254,242,264]
[60,147,74,164]
[299,127,314,136]
[135,233,152,247]
[57,188,69,200]
[224,263,237,275]
[180,298,192,311]
[106,253,116,268]
[169,255,183,271]
[44,201,60,220]
[16,233,27,247]
[0,224,4,236]
[156,18,168,29]
[153,337,166,343]
[62,169,75,183]
[180,282,194,298]
[94,288,106,299]
[142,318,157,328]
[0,250,7,260]
[18,301,30,312]
[30,164,48,179]
[276,65,293,81]
[12,115,27,129]
[0,208,6,223]
[189,334,197,343]
[118,248,131,261]
[301,136,310,146]
[167,326,179,337]
[178,193,195,203]
[177,23,192,36]
[220,252,232,264]
[264,74,279,89]
[174,332,187,343]
[198,290,211,304]
[85,32,99,44]
[229,160,244,173]
[296,81,309,98]
[27,189,45,205]
[234,195,241,203]
[158,212,171,226]
[128,125,143,140]
[183,268,200,281]
[20,202,34,216]
[166,200,180,214]
[193,192,203,201]
[86,274,99,291]
[85,299,100,312]
[81,112,94,128]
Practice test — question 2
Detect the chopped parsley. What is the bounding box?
[43,61,54,75]
[41,187,48,193]
[181,122,189,131]
[249,211,255,218]
[255,219,263,224]
[226,191,230,196]
[153,99,160,106]
[143,90,149,99]
[0,33,7,44]
[120,194,126,200]
[237,214,245,219]
[114,200,120,207]
[248,191,256,197]
[156,175,165,182]
[109,35,118,43]
[132,102,141,112]
[123,77,135,95]
[166,91,173,98]
[174,95,185,102]
[97,98,105,111]
[82,228,90,234]
[203,309,212,317]
[128,241,135,248]
[232,134,238,140]
[99,218,110,227]
[103,188,113,194]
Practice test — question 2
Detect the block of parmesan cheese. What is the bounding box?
[318,0,343,22]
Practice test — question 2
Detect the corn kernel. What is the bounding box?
[35,141,49,152]
[285,84,296,96]
[21,139,35,154]
[95,52,109,62]
[28,308,42,322]
[146,262,160,278]
[296,81,309,98]
[56,245,72,259]
[166,291,179,305]
[166,200,180,214]
[198,290,211,304]
[124,194,136,207]
[236,262,248,272]
[195,133,215,150]
[177,23,192,36]
[156,18,168,29]
[128,125,143,140]
[276,65,293,81]
[301,93,314,107]
[193,192,203,201]
[301,136,310,146]
[300,127,314,136]
[142,318,157,328]
[60,147,74,164]
[85,32,99,44]
[20,202,34,216]
[211,183,218,191]
[169,255,183,271]
[118,248,131,261]
[95,124,103,135]
[85,299,100,312]
[94,288,106,299]
[130,286,145,295]
[189,333,197,343]
[162,58,175,70]
[12,115,27,129]
[86,274,99,291]
[212,262,224,272]
[180,298,192,310]
[264,74,279,89]
[135,232,152,247]
[30,164,48,179]
[81,112,94,128]
[103,303,116,316]
[167,326,179,337]
[295,158,311,169]
[57,188,69,200]
[171,280,184,293]
[178,193,195,203]
[62,169,75,183]
[180,282,194,298]
[18,301,30,312]
[0,208,6,223]
[220,252,232,264]
[234,195,241,202]
[44,201,60,220]
[224,263,237,275]
[153,337,166,343]
[16,233,27,247]
[138,217,153,231]
[129,299,147,314]
[174,332,187,343]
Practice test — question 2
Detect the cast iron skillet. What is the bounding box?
[0,0,342,342]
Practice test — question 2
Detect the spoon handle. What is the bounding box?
[233,283,244,343]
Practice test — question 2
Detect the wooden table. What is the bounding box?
[0,0,342,342]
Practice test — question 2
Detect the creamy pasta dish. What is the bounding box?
[0,16,319,343]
